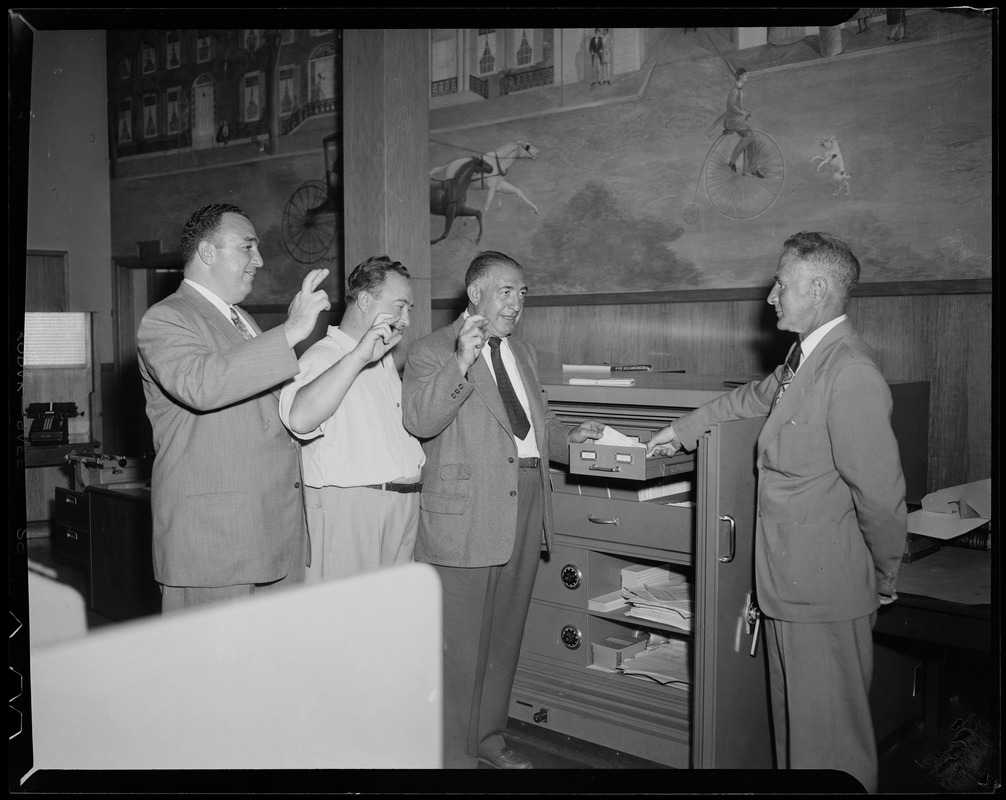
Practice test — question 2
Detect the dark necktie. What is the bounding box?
[230,307,253,340]
[488,336,531,439]
[772,344,802,408]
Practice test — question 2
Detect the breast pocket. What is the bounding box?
[774,422,831,478]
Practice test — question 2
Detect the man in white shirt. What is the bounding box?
[280,256,426,581]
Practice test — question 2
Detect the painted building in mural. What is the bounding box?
[105,28,343,305]
[106,28,338,170]
[429,28,644,105]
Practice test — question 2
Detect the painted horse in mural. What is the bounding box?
[430,156,494,245]
[473,140,541,219]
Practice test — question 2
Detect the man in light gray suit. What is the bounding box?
[138,203,331,612]
[402,251,603,769]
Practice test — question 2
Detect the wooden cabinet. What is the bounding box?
[509,373,929,769]
[52,484,160,622]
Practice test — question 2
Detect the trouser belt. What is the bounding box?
[360,481,423,493]
[518,457,540,469]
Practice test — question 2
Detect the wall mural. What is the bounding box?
[428,25,992,302]
[107,28,341,307]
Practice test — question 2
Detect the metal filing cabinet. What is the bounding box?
[509,372,930,769]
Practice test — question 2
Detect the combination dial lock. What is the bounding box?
[560,625,582,649]
[560,563,582,590]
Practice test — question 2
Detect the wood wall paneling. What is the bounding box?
[510,291,990,493]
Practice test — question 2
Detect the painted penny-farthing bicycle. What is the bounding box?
[281,131,341,264]
[683,124,785,224]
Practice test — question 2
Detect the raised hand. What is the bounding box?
[354,312,403,365]
[283,268,331,347]
[455,314,489,376]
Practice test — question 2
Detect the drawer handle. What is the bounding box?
[587,514,619,525]
[588,465,621,473]
[65,496,77,505]
[719,514,736,563]
[66,529,78,541]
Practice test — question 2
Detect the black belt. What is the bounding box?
[518,457,540,469]
[360,482,423,494]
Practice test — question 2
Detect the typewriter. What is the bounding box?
[25,402,79,445]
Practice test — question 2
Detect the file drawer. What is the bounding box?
[524,603,639,666]
[54,487,89,533]
[534,543,591,607]
[551,492,694,554]
[52,523,89,565]
[525,604,593,666]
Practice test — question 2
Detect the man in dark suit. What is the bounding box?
[646,231,907,791]
[402,251,603,769]
[137,203,331,612]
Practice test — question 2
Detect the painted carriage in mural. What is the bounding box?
[281,131,341,264]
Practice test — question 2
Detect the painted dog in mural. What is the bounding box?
[813,136,852,196]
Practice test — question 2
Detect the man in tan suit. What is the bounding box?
[138,203,331,612]
[647,232,907,791]
[402,251,603,769]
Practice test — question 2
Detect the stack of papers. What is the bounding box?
[621,572,693,633]
[596,426,645,448]
[907,479,991,541]
[621,563,672,590]
[618,638,691,688]
[588,590,629,612]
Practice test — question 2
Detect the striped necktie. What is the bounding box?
[772,345,802,408]
[230,307,254,340]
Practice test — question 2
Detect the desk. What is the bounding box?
[874,547,993,737]
[876,547,992,652]
[24,439,99,523]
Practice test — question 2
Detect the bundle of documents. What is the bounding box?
[618,636,691,689]
[588,590,629,612]
[621,571,693,633]
[621,563,672,590]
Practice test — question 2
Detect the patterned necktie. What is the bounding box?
[488,336,531,440]
[230,307,253,340]
[772,344,802,408]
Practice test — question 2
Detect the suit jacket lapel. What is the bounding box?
[758,320,855,451]
[471,354,514,436]
[178,281,248,345]
[178,282,282,399]
[451,315,510,434]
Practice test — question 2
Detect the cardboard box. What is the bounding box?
[591,632,648,670]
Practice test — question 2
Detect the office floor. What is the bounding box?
[25,530,997,791]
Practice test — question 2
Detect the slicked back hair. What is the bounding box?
[181,203,247,264]
[782,231,860,305]
[346,255,411,304]
[464,250,524,290]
